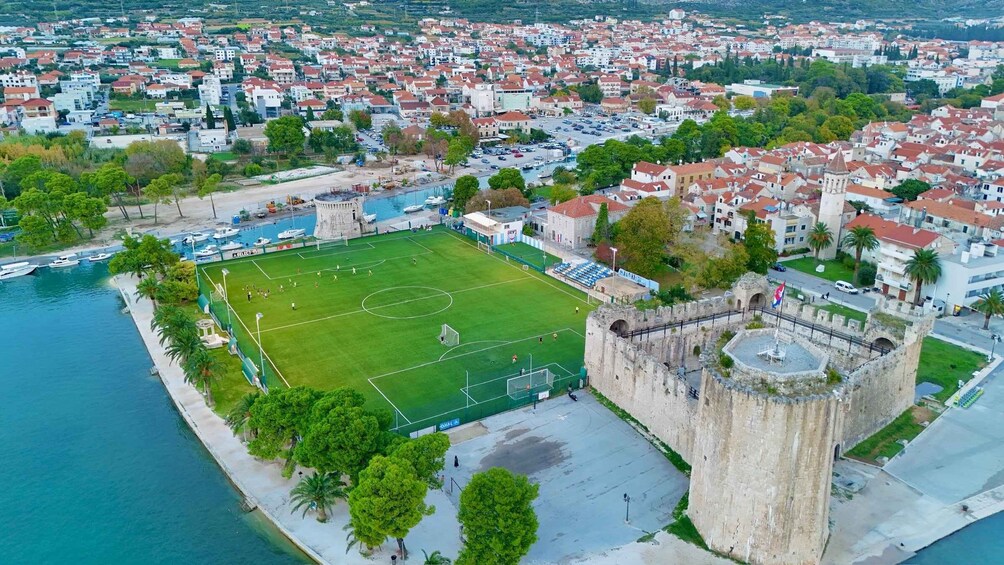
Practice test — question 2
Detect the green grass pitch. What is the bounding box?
[199,228,593,434]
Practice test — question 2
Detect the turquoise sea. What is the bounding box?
[0,263,308,564]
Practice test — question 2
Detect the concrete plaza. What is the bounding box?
[442,391,690,564]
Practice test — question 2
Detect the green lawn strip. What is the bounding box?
[846,407,927,462]
[109,98,157,113]
[208,346,258,418]
[155,58,182,70]
[210,151,238,162]
[783,256,856,283]
[493,241,561,270]
[917,337,986,402]
[199,228,592,434]
[819,303,867,323]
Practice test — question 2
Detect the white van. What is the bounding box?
[835,281,859,294]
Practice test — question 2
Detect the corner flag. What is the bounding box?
[772,282,786,309]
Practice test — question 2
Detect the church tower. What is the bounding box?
[818,152,849,260]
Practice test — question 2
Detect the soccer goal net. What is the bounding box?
[439,324,460,346]
[316,235,348,251]
[477,241,491,254]
[507,368,555,400]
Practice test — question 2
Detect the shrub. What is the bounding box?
[243,163,263,176]
[858,263,877,287]
[692,345,701,356]
[719,353,734,369]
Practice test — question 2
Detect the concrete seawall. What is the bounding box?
[113,274,357,564]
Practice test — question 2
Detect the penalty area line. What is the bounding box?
[368,378,413,424]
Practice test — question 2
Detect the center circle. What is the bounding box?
[360,286,454,320]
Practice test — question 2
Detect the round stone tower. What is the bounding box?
[689,329,845,565]
[314,191,365,240]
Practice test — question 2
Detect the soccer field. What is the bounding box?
[199,227,593,434]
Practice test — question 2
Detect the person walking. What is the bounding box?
[453,455,459,468]
[247,291,252,302]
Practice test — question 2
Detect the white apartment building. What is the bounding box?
[0,71,37,89]
[198,75,221,107]
[214,47,238,61]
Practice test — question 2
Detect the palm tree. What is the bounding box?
[904,248,942,305]
[164,326,202,365]
[972,288,1004,330]
[291,472,347,523]
[841,226,879,286]
[422,550,452,564]
[150,306,193,346]
[183,346,219,407]
[807,222,833,263]
[225,392,260,439]
[136,276,160,305]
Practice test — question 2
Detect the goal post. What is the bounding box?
[439,324,460,346]
[507,368,555,400]
[316,235,348,251]
[477,241,491,254]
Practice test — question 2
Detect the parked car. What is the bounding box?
[770,262,787,272]
[835,281,859,294]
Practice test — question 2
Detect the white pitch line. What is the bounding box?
[438,340,509,362]
[369,379,413,424]
[251,259,272,280]
[259,277,529,333]
[296,241,375,260]
[201,269,292,388]
[459,387,477,405]
[268,250,431,280]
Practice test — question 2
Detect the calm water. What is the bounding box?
[908,512,1004,563]
[0,263,308,564]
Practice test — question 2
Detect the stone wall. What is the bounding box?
[689,370,843,565]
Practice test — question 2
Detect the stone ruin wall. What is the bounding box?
[689,370,843,565]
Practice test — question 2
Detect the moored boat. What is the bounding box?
[253,237,271,246]
[48,254,80,268]
[88,252,114,262]
[212,227,240,240]
[0,261,38,280]
[277,228,306,240]
[362,213,377,224]
[220,241,243,251]
[403,204,424,213]
[182,232,210,245]
[424,195,446,206]
[194,245,219,258]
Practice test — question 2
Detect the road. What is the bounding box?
[771,264,998,353]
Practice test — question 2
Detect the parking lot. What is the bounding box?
[534,111,679,149]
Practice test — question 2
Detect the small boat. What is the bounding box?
[182,232,210,245]
[88,252,114,262]
[403,204,424,214]
[0,261,37,280]
[212,227,240,240]
[194,245,219,258]
[277,228,306,240]
[253,237,271,246]
[220,241,243,251]
[363,213,377,224]
[424,195,446,206]
[48,254,80,268]
[521,164,534,171]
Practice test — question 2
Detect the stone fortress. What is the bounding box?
[313,190,367,240]
[585,273,934,565]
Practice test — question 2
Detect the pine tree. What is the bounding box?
[205,105,216,129]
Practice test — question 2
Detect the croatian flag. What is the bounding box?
[772,282,786,309]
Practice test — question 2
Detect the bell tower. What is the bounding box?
[818,152,849,260]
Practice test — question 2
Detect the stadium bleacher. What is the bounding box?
[957,387,984,409]
[552,261,615,288]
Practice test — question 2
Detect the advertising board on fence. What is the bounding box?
[617,268,660,291]
[224,247,264,260]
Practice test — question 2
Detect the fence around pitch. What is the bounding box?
[393,369,587,437]
[196,270,273,390]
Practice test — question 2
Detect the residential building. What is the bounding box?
[546,195,629,249]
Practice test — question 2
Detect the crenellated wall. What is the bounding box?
[584,273,934,565]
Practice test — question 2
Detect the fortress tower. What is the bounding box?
[818,152,849,260]
[313,191,366,240]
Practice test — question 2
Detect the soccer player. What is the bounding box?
[291,303,296,310]
[352,267,357,275]
[512,354,518,364]
[552,332,558,341]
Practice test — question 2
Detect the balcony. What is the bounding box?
[879,260,906,276]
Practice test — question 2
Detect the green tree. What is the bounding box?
[822,115,855,140]
[464,188,529,213]
[613,197,672,277]
[456,467,539,565]
[63,192,108,237]
[592,202,611,245]
[444,139,470,173]
[807,222,834,263]
[389,433,451,488]
[637,98,657,115]
[349,110,373,130]
[182,346,219,407]
[232,138,253,156]
[91,162,133,220]
[223,105,237,131]
[487,168,526,195]
[742,213,778,274]
[290,471,348,523]
[453,175,479,210]
[109,234,179,278]
[225,392,260,439]
[577,83,602,104]
[348,455,433,559]
[296,388,395,482]
[197,173,223,219]
[2,155,42,198]
[136,276,160,305]
[142,173,182,224]
[264,115,306,156]
[733,95,757,111]
[205,105,216,129]
[972,288,1004,330]
[904,248,941,305]
[891,179,931,202]
[247,386,322,465]
[548,183,578,205]
[321,108,344,121]
[124,140,188,186]
[422,550,452,564]
[842,226,879,286]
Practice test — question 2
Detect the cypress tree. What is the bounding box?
[205,105,216,129]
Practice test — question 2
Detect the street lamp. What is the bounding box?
[221,268,232,331]
[990,334,1001,363]
[611,247,619,272]
[486,199,492,245]
[256,312,265,386]
[623,493,631,523]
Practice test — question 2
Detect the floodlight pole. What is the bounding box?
[221,267,232,331]
[256,312,265,385]
[611,247,618,272]
[190,238,201,289]
[466,370,470,412]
